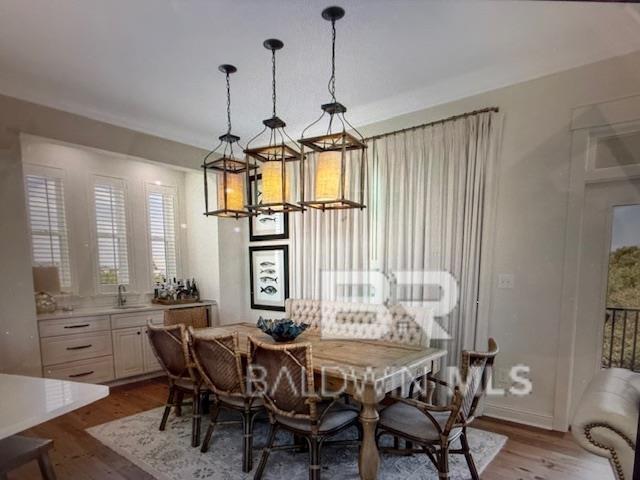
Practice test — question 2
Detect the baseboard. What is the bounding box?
[483,403,555,430]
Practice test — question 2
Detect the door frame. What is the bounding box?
[554,93,640,431]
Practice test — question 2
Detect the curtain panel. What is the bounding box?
[291,110,500,367]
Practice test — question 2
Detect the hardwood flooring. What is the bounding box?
[6,378,613,480]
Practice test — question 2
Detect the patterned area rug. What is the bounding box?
[87,407,507,480]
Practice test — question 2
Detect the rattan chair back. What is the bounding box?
[248,336,317,420]
[147,322,194,381]
[189,329,245,398]
[459,338,499,423]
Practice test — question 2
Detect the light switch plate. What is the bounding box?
[498,273,515,289]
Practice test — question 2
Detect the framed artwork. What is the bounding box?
[249,245,289,311]
[248,174,289,241]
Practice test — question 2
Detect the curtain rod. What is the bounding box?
[365,106,499,142]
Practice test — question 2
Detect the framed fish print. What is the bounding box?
[248,174,289,241]
[249,245,289,312]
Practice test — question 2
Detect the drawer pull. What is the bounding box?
[69,370,94,378]
[66,344,92,351]
[64,324,90,329]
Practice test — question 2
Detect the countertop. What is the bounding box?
[0,374,109,439]
[37,300,216,321]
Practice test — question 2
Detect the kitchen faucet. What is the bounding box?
[117,284,126,307]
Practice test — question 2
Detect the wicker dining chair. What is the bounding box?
[248,336,361,480]
[188,328,265,472]
[146,322,207,447]
[376,338,499,480]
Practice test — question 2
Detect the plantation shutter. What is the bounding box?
[93,176,130,290]
[147,186,178,284]
[24,168,72,289]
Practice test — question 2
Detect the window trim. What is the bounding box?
[23,163,75,293]
[90,174,134,295]
[144,182,182,290]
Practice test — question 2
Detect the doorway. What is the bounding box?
[571,179,640,414]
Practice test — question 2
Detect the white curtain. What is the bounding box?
[291,110,500,367]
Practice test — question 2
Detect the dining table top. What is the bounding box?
[197,322,447,390]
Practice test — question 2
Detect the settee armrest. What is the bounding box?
[571,368,639,480]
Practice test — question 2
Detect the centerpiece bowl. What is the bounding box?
[257,317,309,342]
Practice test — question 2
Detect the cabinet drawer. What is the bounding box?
[43,356,114,384]
[39,315,110,338]
[111,311,164,329]
[41,331,113,366]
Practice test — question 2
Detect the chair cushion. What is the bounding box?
[379,401,461,443]
[217,393,264,410]
[275,403,359,434]
[174,377,198,391]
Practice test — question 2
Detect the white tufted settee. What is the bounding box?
[571,368,639,480]
[284,298,432,346]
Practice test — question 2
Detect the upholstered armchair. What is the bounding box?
[188,328,265,473]
[146,322,206,447]
[376,338,499,480]
[248,336,360,480]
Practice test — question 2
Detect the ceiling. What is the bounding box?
[1,0,640,149]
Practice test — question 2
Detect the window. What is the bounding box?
[24,167,72,289]
[93,176,130,290]
[147,185,178,284]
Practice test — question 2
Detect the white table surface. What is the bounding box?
[0,374,109,440]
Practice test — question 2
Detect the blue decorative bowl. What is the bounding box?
[257,317,309,342]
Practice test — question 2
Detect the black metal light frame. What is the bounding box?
[202,64,256,219]
[244,39,305,215]
[298,6,367,211]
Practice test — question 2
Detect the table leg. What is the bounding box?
[358,399,380,480]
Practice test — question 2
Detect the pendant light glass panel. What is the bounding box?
[315,151,341,201]
[217,171,245,214]
[261,160,292,204]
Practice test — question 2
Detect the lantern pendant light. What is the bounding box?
[244,39,305,215]
[298,6,367,211]
[202,64,255,219]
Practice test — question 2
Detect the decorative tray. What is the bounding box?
[151,298,202,306]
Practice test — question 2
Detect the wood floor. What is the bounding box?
[6,378,613,480]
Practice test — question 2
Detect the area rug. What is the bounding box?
[87,406,507,480]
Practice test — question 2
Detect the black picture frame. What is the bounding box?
[248,174,289,242]
[249,244,289,312]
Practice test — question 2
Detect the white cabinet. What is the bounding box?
[142,327,161,373]
[111,314,163,379]
[38,304,212,384]
[112,327,145,378]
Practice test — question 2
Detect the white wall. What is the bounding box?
[0,99,212,377]
[0,143,42,376]
[359,50,640,430]
[20,135,190,304]
[184,171,221,310]
[216,50,640,430]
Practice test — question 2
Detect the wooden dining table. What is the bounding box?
[198,322,447,480]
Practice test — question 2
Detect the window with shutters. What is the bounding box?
[24,166,72,289]
[93,176,130,291]
[147,185,178,284]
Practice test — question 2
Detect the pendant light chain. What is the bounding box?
[271,48,277,117]
[328,18,337,102]
[226,71,232,135]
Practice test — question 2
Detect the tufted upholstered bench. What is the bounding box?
[284,298,432,347]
